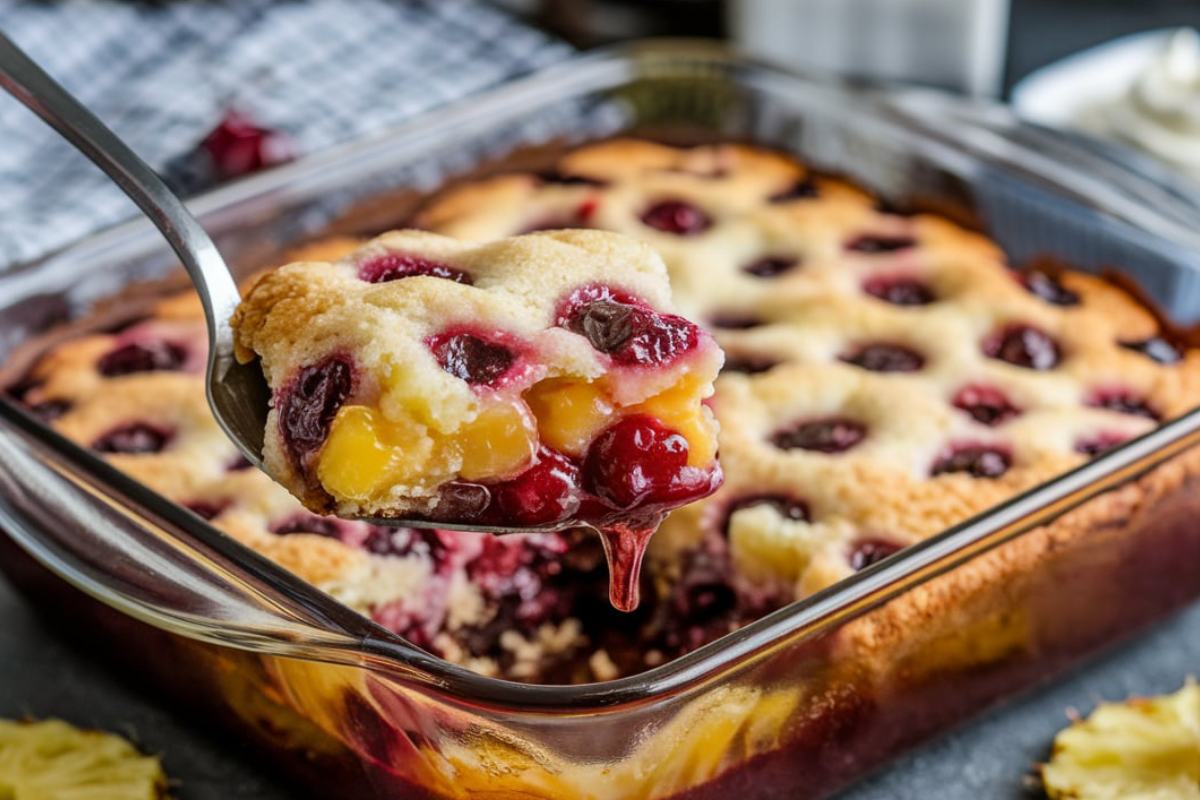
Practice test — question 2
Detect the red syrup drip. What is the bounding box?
[595,519,660,612]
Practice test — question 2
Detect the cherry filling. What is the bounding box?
[848,538,903,571]
[640,200,712,235]
[363,527,453,563]
[1121,336,1182,365]
[840,343,925,373]
[1086,389,1160,420]
[583,415,695,508]
[863,275,935,306]
[742,256,800,278]
[357,254,472,285]
[771,417,866,453]
[184,500,228,521]
[492,447,583,527]
[931,444,1011,478]
[722,494,810,536]
[28,399,71,422]
[279,356,353,463]
[708,313,765,330]
[1075,432,1129,457]
[952,384,1021,426]
[558,285,699,367]
[845,234,916,254]
[97,341,187,376]
[983,324,1061,370]
[270,513,350,539]
[1020,270,1080,307]
[721,354,780,375]
[92,422,172,454]
[428,332,517,386]
[427,481,492,523]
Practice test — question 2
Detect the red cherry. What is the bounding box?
[583,415,693,508]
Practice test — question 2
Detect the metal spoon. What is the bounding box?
[0,31,552,535]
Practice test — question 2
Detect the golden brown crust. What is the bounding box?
[416,138,1200,602]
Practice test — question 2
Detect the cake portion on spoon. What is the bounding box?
[231,229,724,609]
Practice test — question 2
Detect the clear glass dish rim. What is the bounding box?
[4,39,1200,712]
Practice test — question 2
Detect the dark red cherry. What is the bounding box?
[1086,389,1160,420]
[1021,271,1080,307]
[426,481,492,523]
[226,453,254,472]
[769,179,819,203]
[1075,432,1129,457]
[428,333,515,386]
[1120,336,1182,365]
[840,343,924,372]
[771,418,866,453]
[742,256,800,278]
[709,313,764,330]
[201,110,293,181]
[97,341,187,376]
[492,447,582,527]
[952,384,1021,426]
[931,444,1011,478]
[845,235,916,254]
[848,538,903,570]
[983,324,1060,370]
[92,423,171,454]
[363,527,453,563]
[721,354,779,375]
[28,399,71,422]
[640,200,712,235]
[184,500,228,521]
[279,356,353,461]
[583,415,691,507]
[722,494,810,536]
[863,275,934,306]
[559,286,698,367]
[358,254,471,285]
[270,514,348,539]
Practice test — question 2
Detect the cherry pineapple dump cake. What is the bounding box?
[12,140,1200,683]
[230,230,723,611]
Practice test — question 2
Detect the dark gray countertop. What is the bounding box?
[0,577,292,800]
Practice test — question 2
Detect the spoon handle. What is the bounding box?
[0,30,241,351]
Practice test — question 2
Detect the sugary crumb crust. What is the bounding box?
[13,138,1200,686]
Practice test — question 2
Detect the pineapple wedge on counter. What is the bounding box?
[1042,682,1200,799]
[0,718,167,800]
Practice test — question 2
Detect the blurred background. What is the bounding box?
[490,0,1200,96]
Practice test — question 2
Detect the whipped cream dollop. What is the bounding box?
[1080,29,1200,180]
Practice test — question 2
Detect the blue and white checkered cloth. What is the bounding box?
[0,0,569,268]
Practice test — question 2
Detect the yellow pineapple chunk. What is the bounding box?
[317,405,435,502]
[525,378,615,456]
[1042,681,1200,800]
[634,379,718,467]
[457,403,538,481]
[0,718,168,800]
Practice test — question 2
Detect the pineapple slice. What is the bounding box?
[0,718,167,800]
[1042,682,1200,799]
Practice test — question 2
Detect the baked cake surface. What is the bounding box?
[12,139,1200,684]
[416,138,1200,615]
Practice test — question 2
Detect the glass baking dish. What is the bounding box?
[4,40,1200,800]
